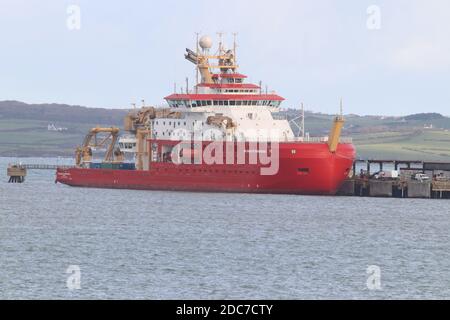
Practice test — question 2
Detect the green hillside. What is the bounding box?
[0,101,127,157]
[1,101,450,161]
[0,118,102,156]
[353,130,450,161]
[282,109,450,161]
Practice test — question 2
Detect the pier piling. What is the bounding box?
[7,165,27,183]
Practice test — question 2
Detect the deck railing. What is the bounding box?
[288,136,353,143]
[9,164,75,170]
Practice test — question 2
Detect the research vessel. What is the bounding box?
[56,35,356,195]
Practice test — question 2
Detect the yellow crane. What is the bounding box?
[75,127,122,167]
[328,100,345,153]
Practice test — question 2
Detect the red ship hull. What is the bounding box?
[56,143,355,195]
[56,142,355,195]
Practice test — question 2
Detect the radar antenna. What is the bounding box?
[232,32,238,64]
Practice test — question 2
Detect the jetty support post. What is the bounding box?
[7,165,27,183]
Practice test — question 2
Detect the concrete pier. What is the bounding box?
[339,158,450,199]
[338,178,450,199]
[369,180,393,197]
[336,179,355,196]
[407,181,431,199]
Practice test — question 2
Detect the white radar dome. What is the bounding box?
[199,35,213,50]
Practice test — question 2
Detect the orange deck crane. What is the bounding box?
[75,127,122,167]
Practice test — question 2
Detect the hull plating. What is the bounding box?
[56,143,355,195]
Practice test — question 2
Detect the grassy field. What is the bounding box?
[2,118,450,161]
[286,110,450,161]
[353,130,450,161]
[0,119,113,157]
[1,104,450,161]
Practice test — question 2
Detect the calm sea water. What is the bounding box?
[1,157,450,299]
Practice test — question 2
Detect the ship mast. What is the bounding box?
[185,33,240,86]
[233,32,238,66]
[217,31,223,54]
[195,32,200,92]
[301,102,305,139]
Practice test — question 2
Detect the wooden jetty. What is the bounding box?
[7,165,27,183]
[6,163,75,183]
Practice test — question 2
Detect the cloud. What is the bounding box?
[391,38,450,71]
[387,0,450,71]
[2,0,450,114]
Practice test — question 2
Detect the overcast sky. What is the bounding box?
[1,0,449,115]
